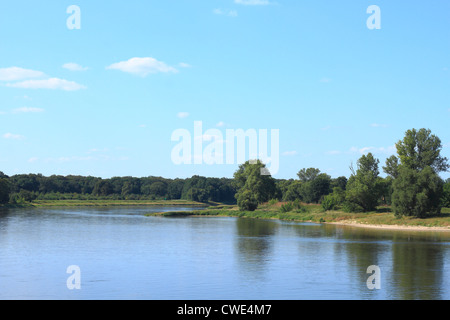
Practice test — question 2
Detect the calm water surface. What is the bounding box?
[0,206,449,300]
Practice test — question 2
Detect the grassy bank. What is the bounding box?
[147,202,450,230]
[24,199,209,208]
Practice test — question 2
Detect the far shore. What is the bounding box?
[2,199,449,232]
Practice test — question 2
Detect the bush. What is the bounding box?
[280,202,294,213]
[280,200,308,213]
[321,194,338,211]
[342,201,364,213]
[237,189,258,211]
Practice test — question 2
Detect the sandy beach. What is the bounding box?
[328,220,450,232]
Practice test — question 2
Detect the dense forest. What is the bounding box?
[1,128,450,218]
[0,170,351,205]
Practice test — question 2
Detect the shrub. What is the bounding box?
[237,189,258,211]
[280,202,294,213]
[321,194,338,211]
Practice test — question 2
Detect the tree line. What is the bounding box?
[0,174,237,204]
[1,128,449,218]
[233,128,450,218]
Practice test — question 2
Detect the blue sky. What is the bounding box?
[0,0,449,180]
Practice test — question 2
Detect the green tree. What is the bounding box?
[297,168,321,182]
[283,180,303,202]
[394,128,449,173]
[345,153,383,212]
[299,173,331,203]
[0,178,10,204]
[388,128,448,217]
[92,180,113,196]
[383,155,399,178]
[236,189,258,211]
[442,182,450,208]
[392,166,443,218]
[234,160,278,211]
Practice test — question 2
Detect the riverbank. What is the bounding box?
[147,203,450,232]
[0,199,209,208]
[3,199,449,232]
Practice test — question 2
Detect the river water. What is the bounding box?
[0,206,449,300]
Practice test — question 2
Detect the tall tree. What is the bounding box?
[394,128,449,173]
[392,166,443,218]
[297,168,321,182]
[345,153,383,212]
[234,160,278,210]
[389,128,448,218]
[299,173,331,204]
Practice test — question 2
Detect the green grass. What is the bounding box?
[5,198,449,229]
[28,199,208,208]
[147,202,450,229]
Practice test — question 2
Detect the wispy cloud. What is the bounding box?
[0,67,45,81]
[327,146,396,156]
[7,78,86,91]
[12,107,44,113]
[350,145,395,155]
[213,8,238,17]
[106,57,178,77]
[178,62,192,68]
[62,62,88,71]
[3,132,25,140]
[177,112,190,119]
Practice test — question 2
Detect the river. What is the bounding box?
[0,206,449,300]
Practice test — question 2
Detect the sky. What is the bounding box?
[0,0,449,180]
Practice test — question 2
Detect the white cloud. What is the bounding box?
[216,121,226,127]
[62,62,88,71]
[6,78,86,91]
[12,107,44,113]
[0,67,45,81]
[282,151,298,156]
[106,57,178,76]
[213,8,238,17]
[3,133,25,140]
[177,112,189,119]
[235,0,271,5]
[178,62,192,68]
[350,145,395,155]
[28,157,39,163]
